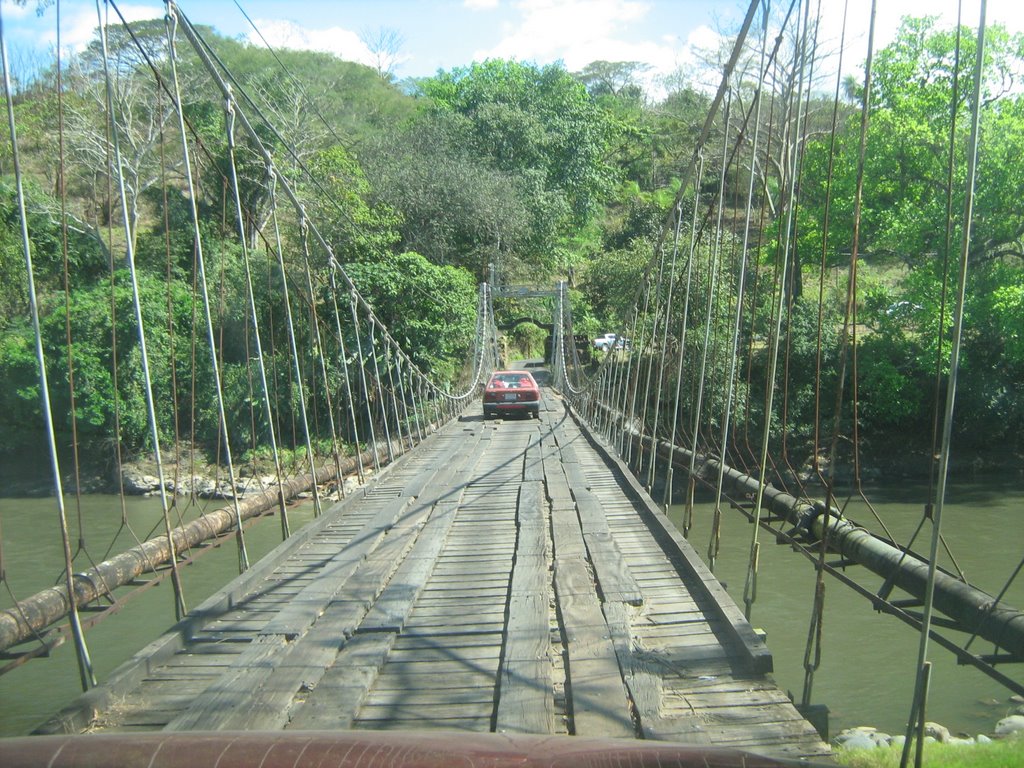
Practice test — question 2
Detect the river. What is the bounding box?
[0,478,1021,740]
[669,476,1024,740]
[0,492,319,737]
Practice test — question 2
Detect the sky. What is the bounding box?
[2,0,1024,96]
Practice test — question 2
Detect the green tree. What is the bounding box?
[793,16,1024,454]
[418,60,619,227]
[344,252,478,382]
[361,113,558,281]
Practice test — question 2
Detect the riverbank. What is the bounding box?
[835,738,1024,767]
[835,708,1024,749]
[829,699,1024,766]
[0,440,348,500]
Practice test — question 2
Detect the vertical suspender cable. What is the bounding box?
[394,354,413,451]
[164,4,249,572]
[901,3,987,764]
[368,321,394,463]
[224,101,290,538]
[267,180,322,516]
[804,0,849,709]
[663,155,704,523]
[325,258,365,482]
[1,4,96,688]
[96,1,186,615]
[349,292,380,472]
[647,201,688,493]
[686,92,732,532]
[384,344,405,453]
[744,0,812,622]
[56,1,87,559]
[637,241,670,486]
[710,2,770,571]
[299,242,346,497]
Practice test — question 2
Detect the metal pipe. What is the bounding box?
[0,450,377,653]
[589,401,1024,659]
[0,731,825,768]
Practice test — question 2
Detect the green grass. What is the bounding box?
[834,739,1024,767]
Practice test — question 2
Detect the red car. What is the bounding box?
[483,370,541,419]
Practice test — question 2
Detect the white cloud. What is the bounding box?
[757,0,1024,103]
[249,18,375,67]
[1,0,30,20]
[41,2,163,52]
[474,0,660,69]
[464,0,501,9]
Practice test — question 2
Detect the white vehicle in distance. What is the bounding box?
[593,333,629,351]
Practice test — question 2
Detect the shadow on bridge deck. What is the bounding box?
[23,388,831,764]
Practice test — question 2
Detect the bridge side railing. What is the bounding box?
[0,2,499,685]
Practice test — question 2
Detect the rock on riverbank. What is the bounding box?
[834,699,1024,751]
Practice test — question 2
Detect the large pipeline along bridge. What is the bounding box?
[1,1,1022,766]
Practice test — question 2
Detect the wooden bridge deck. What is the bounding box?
[38,383,831,762]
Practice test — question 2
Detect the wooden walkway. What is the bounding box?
[38,381,831,762]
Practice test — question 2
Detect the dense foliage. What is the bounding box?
[790,17,1024,458]
[0,12,1021,474]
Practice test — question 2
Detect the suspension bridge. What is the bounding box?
[1,0,1022,766]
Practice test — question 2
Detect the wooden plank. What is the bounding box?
[369,670,495,691]
[162,634,288,731]
[524,436,545,482]
[582,529,643,605]
[497,657,551,734]
[394,632,502,650]
[286,633,394,731]
[562,407,774,675]
[384,645,502,663]
[401,620,505,634]
[164,476,443,730]
[355,701,495,720]
[363,687,495,707]
[600,600,676,742]
[551,554,634,738]
[496,482,552,734]
[350,715,493,730]
[361,659,501,675]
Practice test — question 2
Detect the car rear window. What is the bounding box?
[492,373,532,385]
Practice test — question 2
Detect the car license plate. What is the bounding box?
[504,393,517,401]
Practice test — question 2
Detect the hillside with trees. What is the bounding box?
[0,13,1021,483]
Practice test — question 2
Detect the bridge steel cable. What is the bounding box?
[298,234,347,500]
[802,0,850,713]
[687,88,733,546]
[266,178,323,516]
[548,0,1024,704]
[710,2,771,575]
[0,5,96,691]
[738,0,817,624]
[96,1,192,616]
[167,2,495,412]
[224,99,292,539]
[902,3,989,762]
[0,0,498,659]
[165,7,251,574]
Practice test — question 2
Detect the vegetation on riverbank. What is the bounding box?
[834,739,1024,768]
[0,11,1022,480]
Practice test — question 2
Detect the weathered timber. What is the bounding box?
[548,464,635,738]
[496,481,553,734]
[25,386,830,761]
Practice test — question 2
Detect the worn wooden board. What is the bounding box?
[495,481,553,734]
[550,557,633,737]
[285,633,394,730]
